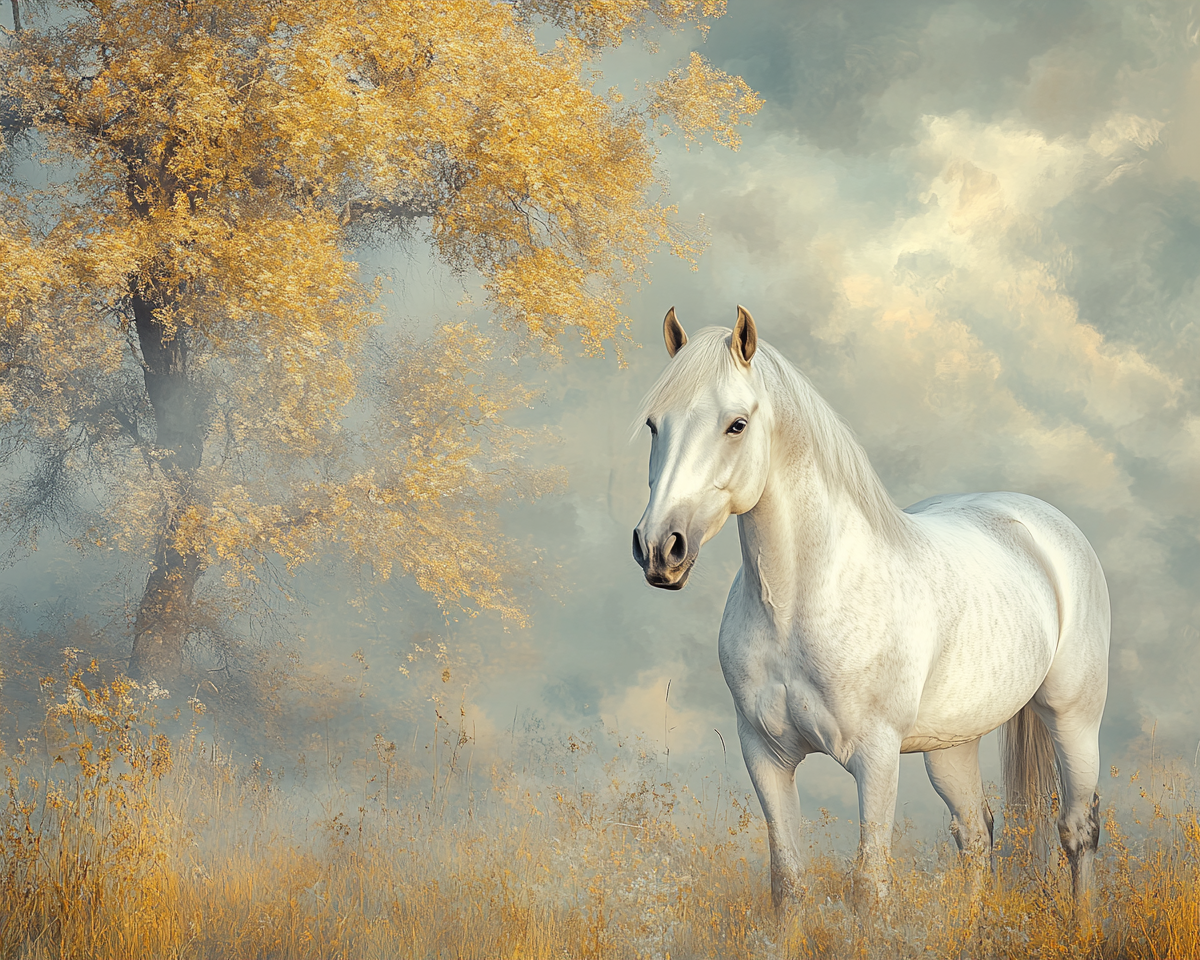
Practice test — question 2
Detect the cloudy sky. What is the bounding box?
[6,0,1200,832]
[452,0,1200,824]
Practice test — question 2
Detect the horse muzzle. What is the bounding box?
[632,528,695,590]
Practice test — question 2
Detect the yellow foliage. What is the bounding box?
[4,0,749,352]
[651,51,766,150]
[0,0,760,661]
[200,324,561,622]
[524,0,729,47]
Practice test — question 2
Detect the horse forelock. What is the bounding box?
[631,326,741,439]
[632,326,906,540]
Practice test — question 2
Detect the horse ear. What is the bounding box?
[663,306,688,358]
[731,305,757,367]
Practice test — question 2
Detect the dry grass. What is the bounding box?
[1,660,1197,960]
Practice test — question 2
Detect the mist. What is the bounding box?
[438,0,1200,826]
[4,0,1200,855]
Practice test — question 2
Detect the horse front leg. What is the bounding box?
[737,712,804,910]
[846,732,902,907]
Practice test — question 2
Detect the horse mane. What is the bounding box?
[636,326,908,541]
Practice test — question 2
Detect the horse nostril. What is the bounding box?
[665,531,688,567]
[632,529,647,567]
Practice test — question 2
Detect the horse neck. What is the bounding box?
[736,380,901,623]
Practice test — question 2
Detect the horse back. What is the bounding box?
[904,490,1109,647]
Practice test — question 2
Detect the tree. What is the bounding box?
[0,0,761,683]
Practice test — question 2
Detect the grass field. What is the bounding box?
[1,662,1197,960]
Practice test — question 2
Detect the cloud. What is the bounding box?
[575,0,1200,779]
[349,0,1200,822]
[9,0,1200,831]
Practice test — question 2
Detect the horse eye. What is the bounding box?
[646,418,658,436]
[727,417,748,435]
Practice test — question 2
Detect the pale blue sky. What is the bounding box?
[5,0,1199,834]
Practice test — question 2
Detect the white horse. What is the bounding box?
[632,307,1109,912]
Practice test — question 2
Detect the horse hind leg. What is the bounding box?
[1043,716,1102,913]
[1012,508,1108,918]
[1026,624,1106,916]
[1013,700,1103,920]
[1060,782,1101,906]
[924,739,994,885]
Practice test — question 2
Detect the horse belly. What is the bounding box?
[904,581,1057,751]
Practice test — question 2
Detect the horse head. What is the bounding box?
[632,306,775,589]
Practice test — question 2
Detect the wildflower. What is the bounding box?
[144,681,171,701]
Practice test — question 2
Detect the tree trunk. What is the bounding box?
[131,536,203,683]
[128,289,205,684]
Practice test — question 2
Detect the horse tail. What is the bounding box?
[1000,701,1058,853]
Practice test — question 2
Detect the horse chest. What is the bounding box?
[719,613,887,763]
[725,672,840,765]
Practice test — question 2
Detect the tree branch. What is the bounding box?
[340,196,437,226]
